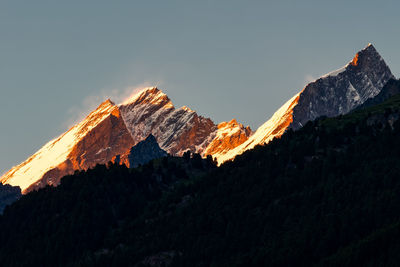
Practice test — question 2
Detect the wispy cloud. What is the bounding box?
[61,81,160,130]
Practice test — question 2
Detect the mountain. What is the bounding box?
[119,88,216,156]
[2,93,400,266]
[0,154,216,266]
[217,44,394,163]
[119,87,252,157]
[0,44,393,191]
[1,100,135,193]
[203,119,252,158]
[128,134,167,168]
[357,78,400,109]
[1,88,251,193]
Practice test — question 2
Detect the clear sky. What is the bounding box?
[1,0,400,174]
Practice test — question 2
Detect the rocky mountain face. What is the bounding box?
[128,134,167,168]
[118,87,253,161]
[1,44,394,191]
[217,44,394,163]
[1,100,135,193]
[1,88,251,193]
[119,88,218,156]
[358,79,400,109]
[203,119,252,158]
[290,44,394,130]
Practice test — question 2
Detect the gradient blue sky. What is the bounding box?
[1,0,400,174]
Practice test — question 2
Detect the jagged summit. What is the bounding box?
[319,43,382,80]
[95,98,115,110]
[290,44,393,130]
[103,98,115,105]
[1,96,134,192]
[2,44,389,190]
[204,118,253,158]
[119,87,251,157]
[348,43,381,67]
[216,44,394,164]
[120,87,173,108]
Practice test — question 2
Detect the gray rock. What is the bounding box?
[128,134,167,168]
[290,44,394,130]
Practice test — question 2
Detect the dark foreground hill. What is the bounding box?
[0,183,20,213]
[0,154,215,266]
[101,93,400,267]
[2,93,400,266]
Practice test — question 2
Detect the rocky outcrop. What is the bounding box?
[120,88,216,156]
[204,119,252,157]
[358,79,400,109]
[128,134,167,168]
[0,183,21,213]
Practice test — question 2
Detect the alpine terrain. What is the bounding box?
[1,88,251,193]
[0,44,393,192]
[216,44,394,163]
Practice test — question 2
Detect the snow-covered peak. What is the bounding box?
[120,87,173,109]
[319,44,379,80]
[213,44,393,164]
[203,118,252,159]
[120,87,156,104]
[215,93,300,164]
[1,99,120,192]
[74,99,119,139]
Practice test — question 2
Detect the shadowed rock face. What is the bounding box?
[0,184,21,213]
[204,119,252,157]
[290,44,394,130]
[215,44,395,164]
[358,79,400,109]
[128,134,167,168]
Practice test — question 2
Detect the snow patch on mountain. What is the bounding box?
[1,100,118,191]
[216,93,300,164]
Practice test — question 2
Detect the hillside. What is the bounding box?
[1,93,400,266]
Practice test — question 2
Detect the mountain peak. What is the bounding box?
[120,87,173,109]
[349,43,383,67]
[103,99,115,106]
[98,98,115,108]
[128,134,167,168]
[216,44,394,164]
[145,134,157,143]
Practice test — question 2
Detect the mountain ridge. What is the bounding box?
[216,43,394,163]
[0,43,394,191]
[1,88,251,193]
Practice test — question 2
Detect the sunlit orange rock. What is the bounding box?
[204,119,252,157]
